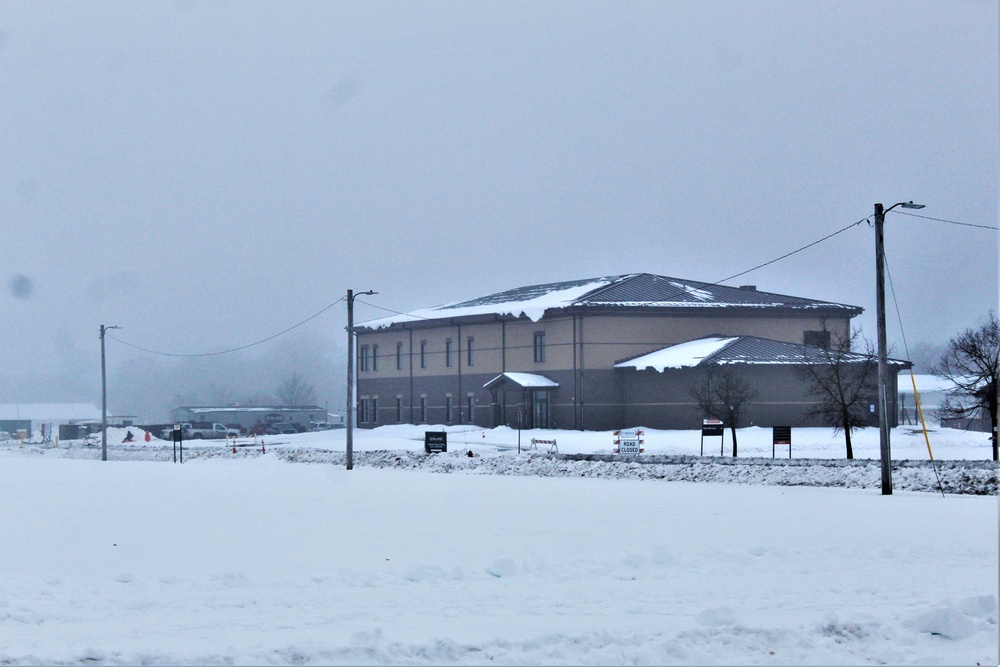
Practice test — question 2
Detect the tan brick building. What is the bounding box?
[353,273,905,431]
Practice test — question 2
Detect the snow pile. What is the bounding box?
[274,448,998,495]
[104,426,156,443]
[23,421,997,495]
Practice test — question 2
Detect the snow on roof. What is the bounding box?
[615,338,739,371]
[356,274,862,330]
[484,372,560,389]
[0,403,101,421]
[617,336,910,371]
[181,406,324,413]
[360,277,620,329]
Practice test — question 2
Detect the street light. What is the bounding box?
[99,324,121,462]
[346,289,376,470]
[873,201,925,495]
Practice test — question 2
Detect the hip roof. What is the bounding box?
[357,273,862,330]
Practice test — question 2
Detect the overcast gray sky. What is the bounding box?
[1,1,997,417]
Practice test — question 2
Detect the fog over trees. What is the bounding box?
[104,332,346,423]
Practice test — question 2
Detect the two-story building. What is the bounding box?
[353,273,906,431]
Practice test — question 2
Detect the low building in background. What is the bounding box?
[0,403,102,440]
[897,374,952,426]
[170,405,332,434]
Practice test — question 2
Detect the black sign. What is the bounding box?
[701,423,724,437]
[772,425,792,458]
[424,431,447,453]
[172,424,184,464]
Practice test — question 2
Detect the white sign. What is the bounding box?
[618,440,641,454]
[614,428,644,455]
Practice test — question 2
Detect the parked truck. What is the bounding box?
[161,422,238,440]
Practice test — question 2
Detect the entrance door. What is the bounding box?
[532,390,550,429]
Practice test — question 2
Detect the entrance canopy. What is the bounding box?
[483,372,559,391]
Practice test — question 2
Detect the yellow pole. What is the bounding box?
[910,371,935,461]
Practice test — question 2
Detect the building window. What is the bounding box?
[396,342,403,370]
[371,397,378,424]
[420,397,427,423]
[372,344,378,372]
[358,398,368,423]
[420,340,427,368]
[804,330,832,348]
[359,346,370,372]
[445,338,453,367]
[467,395,475,423]
[533,331,546,363]
[467,337,474,366]
[396,397,403,422]
[445,395,453,423]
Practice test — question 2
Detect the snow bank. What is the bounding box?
[11,439,995,494]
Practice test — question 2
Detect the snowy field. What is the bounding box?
[1,425,996,665]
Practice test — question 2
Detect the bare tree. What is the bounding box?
[932,313,999,461]
[797,327,877,460]
[689,365,756,457]
[276,370,317,407]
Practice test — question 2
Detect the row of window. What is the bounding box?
[359,332,547,372]
[357,396,476,424]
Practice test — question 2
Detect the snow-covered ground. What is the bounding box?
[1,424,996,665]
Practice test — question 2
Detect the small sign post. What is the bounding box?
[700,419,724,456]
[172,424,183,463]
[424,431,447,454]
[772,426,791,458]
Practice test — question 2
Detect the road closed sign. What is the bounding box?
[614,429,644,455]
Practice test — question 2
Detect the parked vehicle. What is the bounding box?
[161,423,193,439]
[248,422,271,436]
[270,423,299,435]
[310,421,345,431]
[160,422,238,440]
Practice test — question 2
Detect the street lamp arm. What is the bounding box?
[884,201,926,215]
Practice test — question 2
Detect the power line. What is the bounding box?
[890,210,999,231]
[109,296,346,357]
[356,214,873,326]
[716,217,870,284]
[355,299,435,321]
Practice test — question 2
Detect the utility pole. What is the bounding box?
[873,201,924,495]
[346,289,376,470]
[874,204,891,495]
[99,324,121,462]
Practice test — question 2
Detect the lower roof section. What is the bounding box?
[615,336,911,372]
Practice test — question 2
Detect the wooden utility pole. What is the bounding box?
[873,200,925,495]
[99,324,120,462]
[345,289,376,470]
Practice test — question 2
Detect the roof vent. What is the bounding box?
[739,285,757,291]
